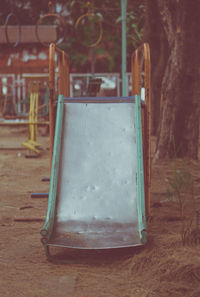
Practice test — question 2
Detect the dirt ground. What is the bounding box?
[0,123,199,297]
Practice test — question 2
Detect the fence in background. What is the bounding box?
[0,73,134,117]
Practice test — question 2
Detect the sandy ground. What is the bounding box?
[0,123,200,297]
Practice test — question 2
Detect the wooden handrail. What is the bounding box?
[131,42,151,216]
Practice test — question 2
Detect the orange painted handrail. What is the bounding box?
[49,43,70,168]
[131,43,151,216]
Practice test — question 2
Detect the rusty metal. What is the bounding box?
[35,1,66,47]
[49,43,70,169]
[74,1,103,48]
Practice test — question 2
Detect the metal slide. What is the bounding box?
[41,95,147,259]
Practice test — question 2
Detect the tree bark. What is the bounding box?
[146,0,200,159]
[143,0,169,135]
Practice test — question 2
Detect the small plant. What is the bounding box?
[167,158,198,245]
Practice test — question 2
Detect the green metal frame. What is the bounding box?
[135,94,147,244]
[41,94,64,245]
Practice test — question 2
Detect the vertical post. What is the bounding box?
[91,1,95,76]
[91,47,95,75]
[121,0,127,96]
[49,43,56,169]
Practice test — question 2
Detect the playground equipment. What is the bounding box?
[14,74,49,118]
[41,42,151,261]
[35,1,66,47]
[132,43,151,216]
[22,78,41,155]
[5,0,21,47]
[1,82,16,117]
[75,1,103,48]
[2,0,102,50]
[3,0,66,48]
[20,75,49,156]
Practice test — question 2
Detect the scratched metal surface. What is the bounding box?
[50,102,141,249]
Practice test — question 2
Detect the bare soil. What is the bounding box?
[0,124,200,297]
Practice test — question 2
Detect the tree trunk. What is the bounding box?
[143,0,170,136]
[146,0,200,159]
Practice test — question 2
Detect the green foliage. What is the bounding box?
[167,159,194,211]
[126,3,145,48]
[0,0,145,72]
[167,158,198,245]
